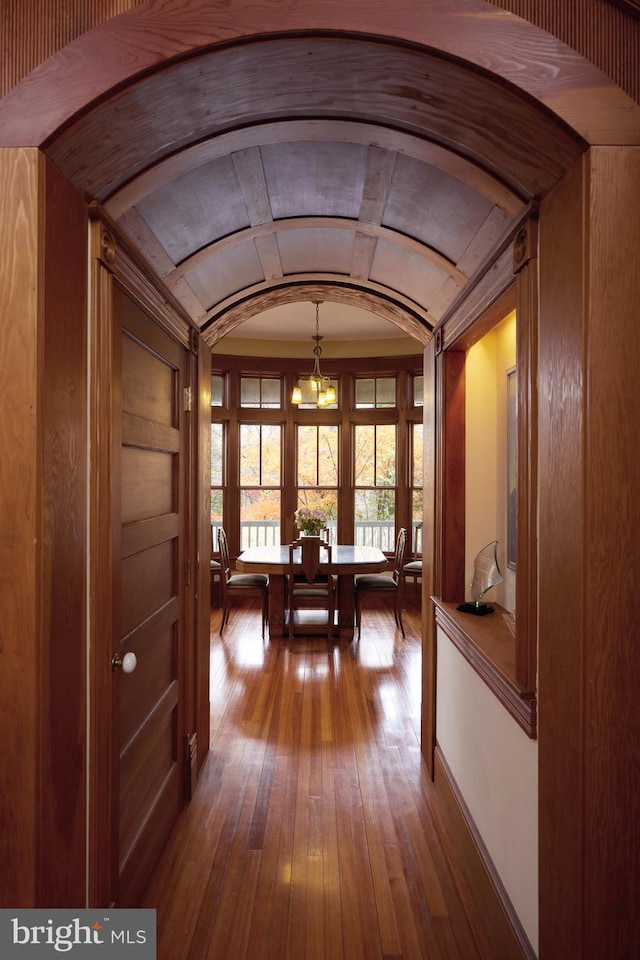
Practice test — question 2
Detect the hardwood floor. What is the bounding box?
[140,600,489,959]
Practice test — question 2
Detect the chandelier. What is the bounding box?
[291,301,336,406]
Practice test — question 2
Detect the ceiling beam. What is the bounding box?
[200,278,435,347]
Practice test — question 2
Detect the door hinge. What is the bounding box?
[185,559,191,586]
[183,386,192,412]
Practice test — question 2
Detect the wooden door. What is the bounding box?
[113,284,188,905]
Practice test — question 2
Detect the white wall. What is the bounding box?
[436,628,539,955]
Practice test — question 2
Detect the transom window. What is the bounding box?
[211,375,224,407]
[240,376,281,408]
[412,374,424,407]
[355,376,396,408]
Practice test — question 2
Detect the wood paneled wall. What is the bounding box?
[538,146,640,959]
[39,159,88,906]
[1,0,639,105]
[0,148,41,908]
[0,151,88,906]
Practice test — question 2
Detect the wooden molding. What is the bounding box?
[433,599,537,737]
[437,206,536,350]
[514,246,538,691]
[89,202,195,350]
[433,747,536,960]
[513,216,538,273]
[184,733,198,800]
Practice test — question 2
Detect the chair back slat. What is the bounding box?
[289,536,331,583]
[218,527,232,581]
[393,527,408,582]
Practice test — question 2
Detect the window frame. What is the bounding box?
[211,358,423,559]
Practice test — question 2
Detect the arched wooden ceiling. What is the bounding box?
[3,2,638,346]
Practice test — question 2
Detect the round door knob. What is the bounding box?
[112,651,137,673]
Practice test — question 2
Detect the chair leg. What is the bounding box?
[219,600,229,636]
[327,593,335,644]
[394,595,405,637]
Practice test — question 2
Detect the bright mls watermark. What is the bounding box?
[0,910,156,957]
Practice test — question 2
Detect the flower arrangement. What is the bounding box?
[294,506,327,537]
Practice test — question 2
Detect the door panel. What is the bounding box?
[121,447,174,521]
[114,283,186,906]
[122,335,175,425]
[121,541,175,633]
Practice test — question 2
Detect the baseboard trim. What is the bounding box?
[433,745,537,960]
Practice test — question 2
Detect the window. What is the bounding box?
[355,377,396,408]
[239,423,282,547]
[412,374,424,407]
[296,424,339,540]
[354,424,396,550]
[211,375,224,407]
[410,421,423,531]
[210,423,224,547]
[211,360,421,555]
[240,376,281,408]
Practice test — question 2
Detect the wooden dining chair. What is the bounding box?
[218,527,268,637]
[287,536,335,646]
[210,523,222,607]
[402,522,423,606]
[354,527,407,639]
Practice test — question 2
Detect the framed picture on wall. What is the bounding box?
[507,366,517,570]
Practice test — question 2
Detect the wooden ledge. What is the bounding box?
[432,598,537,739]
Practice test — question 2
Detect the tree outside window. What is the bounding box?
[239,423,282,547]
[354,423,396,550]
[296,424,338,539]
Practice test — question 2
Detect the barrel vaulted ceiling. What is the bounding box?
[4,2,639,348]
[47,36,585,347]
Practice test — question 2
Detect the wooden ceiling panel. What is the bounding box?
[136,156,249,264]
[383,155,495,263]
[261,141,367,220]
[185,242,264,308]
[369,239,449,309]
[277,228,356,278]
[105,120,524,221]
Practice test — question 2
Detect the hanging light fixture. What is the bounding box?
[291,301,336,406]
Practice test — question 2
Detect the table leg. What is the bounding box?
[337,574,356,639]
[267,573,286,638]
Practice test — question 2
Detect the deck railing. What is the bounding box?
[212,520,418,555]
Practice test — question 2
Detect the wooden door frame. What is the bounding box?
[88,211,207,906]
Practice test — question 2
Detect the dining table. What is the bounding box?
[235,543,390,639]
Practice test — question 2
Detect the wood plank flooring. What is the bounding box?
[140,600,489,959]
